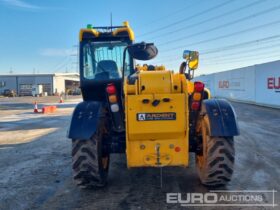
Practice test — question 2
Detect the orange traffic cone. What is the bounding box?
[34,101,39,113]
[59,96,64,103]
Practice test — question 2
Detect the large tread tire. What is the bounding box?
[72,117,109,188]
[196,116,235,187]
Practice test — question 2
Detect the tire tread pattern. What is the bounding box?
[72,138,106,188]
[197,136,235,187]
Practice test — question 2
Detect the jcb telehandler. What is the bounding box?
[68,21,239,188]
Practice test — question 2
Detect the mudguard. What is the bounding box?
[201,99,239,137]
[68,101,103,139]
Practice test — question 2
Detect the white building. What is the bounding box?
[0,73,80,96]
[195,60,280,108]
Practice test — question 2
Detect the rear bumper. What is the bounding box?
[126,138,188,168]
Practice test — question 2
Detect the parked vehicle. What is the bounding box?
[68,21,239,189]
[3,89,16,97]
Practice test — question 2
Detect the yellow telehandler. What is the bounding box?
[68,21,239,188]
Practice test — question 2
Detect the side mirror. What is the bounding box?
[128,42,158,60]
[183,50,199,70]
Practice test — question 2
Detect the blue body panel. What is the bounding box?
[68,101,103,139]
[201,99,239,137]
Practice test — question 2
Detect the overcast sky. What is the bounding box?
[1,0,280,75]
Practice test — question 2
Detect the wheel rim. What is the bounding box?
[196,118,208,169]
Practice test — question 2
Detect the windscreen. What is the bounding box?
[82,41,132,80]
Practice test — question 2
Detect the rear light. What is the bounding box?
[109,95,117,103]
[110,104,119,112]
[106,83,119,112]
[193,92,201,101]
[175,146,181,152]
[191,82,204,111]
[106,84,117,95]
[194,81,204,92]
[191,101,200,110]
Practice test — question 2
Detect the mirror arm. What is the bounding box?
[188,67,194,80]
[179,61,187,74]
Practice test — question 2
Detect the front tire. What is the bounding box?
[196,116,235,187]
[72,118,109,188]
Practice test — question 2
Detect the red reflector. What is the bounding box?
[106,84,116,94]
[191,101,200,110]
[194,81,204,92]
[175,146,181,152]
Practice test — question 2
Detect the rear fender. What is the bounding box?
[68,101,104,139]
[201,99,239,137]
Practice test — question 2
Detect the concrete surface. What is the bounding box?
[0,97,279,210]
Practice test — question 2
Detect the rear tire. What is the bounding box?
[196,116,235,187]
[72,117,109,188]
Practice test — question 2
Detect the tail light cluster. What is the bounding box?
[106,83,125,132]
[191,81,204,110]
[106,83,119,112]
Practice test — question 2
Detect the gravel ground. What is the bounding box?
[0,98,279,210]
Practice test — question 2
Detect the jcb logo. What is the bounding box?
[219,80,229,88]
[267,77,280,90]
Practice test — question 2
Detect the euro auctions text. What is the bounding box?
[166,190,278,207]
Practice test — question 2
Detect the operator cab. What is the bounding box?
[82,42,131,80]
[79,22,135,101]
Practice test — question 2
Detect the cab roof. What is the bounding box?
[79,21,135,42]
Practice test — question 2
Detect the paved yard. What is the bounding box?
[0,98,279,210]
